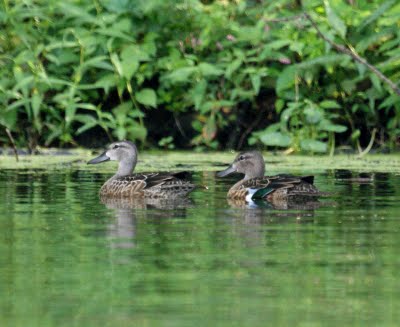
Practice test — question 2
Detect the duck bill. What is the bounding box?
[87,151,110,164]
[216,165,237,177]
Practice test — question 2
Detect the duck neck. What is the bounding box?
[116,158,137,177]
[244,165,265,180]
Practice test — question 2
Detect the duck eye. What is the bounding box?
[238,155,245,161]
[113,144,120,149]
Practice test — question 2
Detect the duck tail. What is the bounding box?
[301,175,314,184]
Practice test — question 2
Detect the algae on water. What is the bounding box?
[1,151,400,173]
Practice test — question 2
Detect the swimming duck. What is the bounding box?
[87,141,195,198]
[217,151,322,202]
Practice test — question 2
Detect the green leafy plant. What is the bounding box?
[0,0,398,152]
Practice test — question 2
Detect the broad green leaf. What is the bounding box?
[198,63,223,76]
[76,103,97,111]
[96,27,134,41]
[142,33,157,57]
[45,41,79,51]
[267,40,292,50]
[136,88,157,108]
[83,59,111,71]
[44,128,62,146]
[259,132,291,147]
[115,126,127,140]
[356,30,395,53]
[13,76,34,93]
[341,79,357,93]
[351,130,361,141]
[379,94,398,109]
[358,0,396,31]
[319,100,341,109]
[236,25,264,44]
[251,74,261,95]
[31,93,43,118]
[276,66,296,93]
[190,79,207,109]
[319,119,347,133]
[121,45,151,62]
[43,77,72,87]
[75,114,97,135]
[225,58,242,78]
[101,0,134,13]
[121,59,139,80]
[7,98,30,111]
[128,109,145,119]
[113,17,132,33]
[370,74,382,93]
[57,3,99,25]
[95,74,116,93]
[324,0,346,38]
[0,108,17,129]
[82,56,113,70]
[50,49,79,65]
[112,102,132,118]
[127,125,147,142]
[300,139,327,153]
[296,54,347,69]
[65,101,78,126]
[303,70,314,86]
[304,106,323,124]
[275,99,285,113]
[164,67,196,83]
[110,53,123,76]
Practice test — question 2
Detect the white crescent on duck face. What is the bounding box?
[217,151,322,201]
[88,141,195,198]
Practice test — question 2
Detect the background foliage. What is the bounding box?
[0,0,399,152]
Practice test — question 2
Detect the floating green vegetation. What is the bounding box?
[1,151,400,173]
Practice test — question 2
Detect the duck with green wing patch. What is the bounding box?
[217,150,323,203]
[88,141,195,198]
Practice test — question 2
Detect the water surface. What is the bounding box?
[0,163,399,327]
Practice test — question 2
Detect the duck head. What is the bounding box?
[217,150,265,180]
[87,141,138,176]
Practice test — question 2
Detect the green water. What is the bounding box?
[1,160,400,326]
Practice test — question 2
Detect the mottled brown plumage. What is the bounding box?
[217,151,322,202]
[100,172,195,198]
[88,141,194,198]
[227,174,319,200]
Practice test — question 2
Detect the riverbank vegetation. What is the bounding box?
[1,0,399,153]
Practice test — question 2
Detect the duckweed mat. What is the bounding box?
[1,150,400,173]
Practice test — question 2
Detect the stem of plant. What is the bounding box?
[5,128,19,162]
[126,80,144,127]
[329,132,335,157]
[358,128,377,157]
[303,12,400,96]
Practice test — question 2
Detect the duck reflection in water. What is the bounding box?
[227,196,325,210]
[226,197,320,223]
[101,196,193,249]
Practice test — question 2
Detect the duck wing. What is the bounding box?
[241,175,318,200]
[140,172,192,189]
[105,171,194,197]
[142,172,195,197]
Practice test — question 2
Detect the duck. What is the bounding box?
[87,141,195,198]
[217,150,322,203]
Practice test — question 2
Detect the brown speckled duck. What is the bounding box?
[217,151,322,203]
[88,141,195,198]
